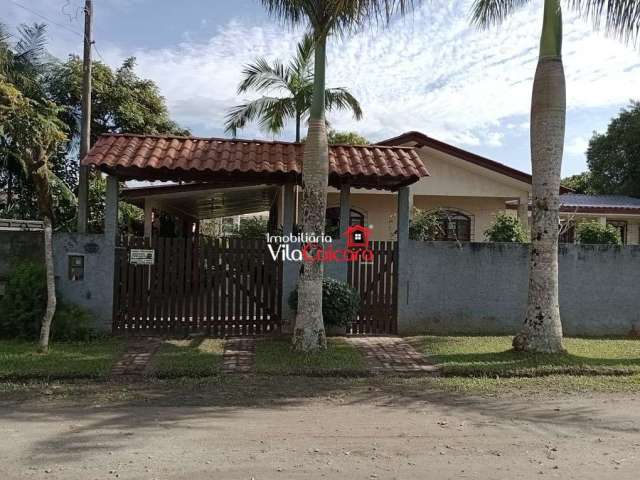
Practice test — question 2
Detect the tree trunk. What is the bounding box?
[292,33,328,352]
[38,215,56,353]
[31,162,57,354]
[295,111,301,143]
[514,0,565,354]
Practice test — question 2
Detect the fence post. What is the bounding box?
[396,186,410,334]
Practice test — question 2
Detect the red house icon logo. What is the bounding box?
[345,225,371,249]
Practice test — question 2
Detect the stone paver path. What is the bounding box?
[222,337,256,374]
[347,336,440,375]
[111,337,162,377]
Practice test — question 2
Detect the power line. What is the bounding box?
[9,0,83,38]
[8,0,106,62]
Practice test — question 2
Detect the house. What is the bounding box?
[114,131,640,245]
[328,131,534,242]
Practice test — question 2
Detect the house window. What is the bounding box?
[559,220,576,243]
[325,207,365,238]
[607,220,627,244]
[435,210,471,242]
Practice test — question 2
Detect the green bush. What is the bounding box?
[409,208,444,241]
[0,262,46,339]
[576,221,622,245]
[235,216,269,238]
[288,278,360,327]
[0,261,95,340]
[484,212,528,242]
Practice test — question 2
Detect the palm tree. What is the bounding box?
[261,0,419,351]
[225,34,363,142]
[1,23,71,353]
[471,0,640,353]
[0,22,48,206]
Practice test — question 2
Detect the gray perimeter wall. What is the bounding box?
[398,241,640,336]
[53,233,115,331]
[0,231,114,331]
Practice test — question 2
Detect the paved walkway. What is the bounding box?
[110,337,162,377]
[222,337,257,374]
[347,336,440,375]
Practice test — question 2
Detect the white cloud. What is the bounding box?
[566,136,589,155]
[10,0,640,154]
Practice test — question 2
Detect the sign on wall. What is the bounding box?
[129,248,155,265]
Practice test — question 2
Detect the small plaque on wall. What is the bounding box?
[130,249,155,265]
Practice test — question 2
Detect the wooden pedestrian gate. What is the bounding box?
[113,237,282,335]
[347,241,397,335]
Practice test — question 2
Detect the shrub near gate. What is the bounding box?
[288,278,360,327]
[0,261,94,340]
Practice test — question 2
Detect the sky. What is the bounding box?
[3,0,640,176]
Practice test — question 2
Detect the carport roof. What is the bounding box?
[82,133,429,191]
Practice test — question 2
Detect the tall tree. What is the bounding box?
[225,34,362,142]
[261,0,418,351]
[561,171,593,194]
[587,101,640,196]
[0,79,68,353]
[471,0,640,353]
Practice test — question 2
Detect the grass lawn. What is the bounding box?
[255,337,367,376]
[410,336,640,377]
[149,337,224,378]
[0,338,125,380]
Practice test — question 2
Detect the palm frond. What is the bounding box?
[470,0,531,28]
[237,57,290,94]
[14,23,47,67]
[325,87,363,119]
[289,32,315,79]
[261,1,421,37]
[569,0,640,45]
[224,96,295,136]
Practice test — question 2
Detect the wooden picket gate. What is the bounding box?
[113,236,282,336]
[347,241,397,335]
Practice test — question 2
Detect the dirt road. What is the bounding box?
[1,378,639,479]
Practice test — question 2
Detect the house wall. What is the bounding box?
[327,192,511,242]
[397,241,640,336]
[412,146,531,198]
[413,195,509,242]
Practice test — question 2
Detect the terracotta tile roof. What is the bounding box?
[83,134,428,190]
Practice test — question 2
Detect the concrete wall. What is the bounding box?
[53,234,115,331]
[398,241,640,336]
[0,231,114,331]
[0,231,44,280]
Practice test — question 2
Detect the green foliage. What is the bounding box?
[587,101,640,196]
[46,56,188,146]
[561,171,594,194]
[288,278,360,327]
[225,34,362,141]
[409,208,444,241]
[327,129,369,145]
[484,212,528,242]
[1,22,185,228]
[236,216,269,238]
[0,261,45,339]
[0,261,94,340]
[576,221,622,245]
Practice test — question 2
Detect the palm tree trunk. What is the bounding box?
[292,33,328,352]
[39,215,56,353]
[295,111,301,143]
[513,0,565,354]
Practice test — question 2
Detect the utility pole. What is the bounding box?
[77,0,92,233]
